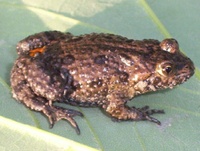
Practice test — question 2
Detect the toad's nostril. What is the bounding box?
[184,64,189,69]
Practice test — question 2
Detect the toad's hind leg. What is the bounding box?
[10,63,83,134]
[16,31,73,55]
[104,95,164,125]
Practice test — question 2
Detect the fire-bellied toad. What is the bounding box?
[10,31,195,134]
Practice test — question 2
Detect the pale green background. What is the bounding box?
[0,0,200,151]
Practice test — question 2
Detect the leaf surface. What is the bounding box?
[0,0,200,150]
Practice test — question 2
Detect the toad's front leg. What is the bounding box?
[103,95,164,125]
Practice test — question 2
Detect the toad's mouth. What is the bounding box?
[168,71,194,89]
[171,60,195,88]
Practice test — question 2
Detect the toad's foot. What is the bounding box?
[43,105,83,134]
[105,101,164,125]
[135,106,164,115]
[132,106,164,125]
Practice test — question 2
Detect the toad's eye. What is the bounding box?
[164,65,172,74]
[157,62,174,76]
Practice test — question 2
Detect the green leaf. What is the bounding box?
[0,0,200,151]
[0,116,98,151]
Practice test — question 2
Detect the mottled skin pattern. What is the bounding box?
[10,31,195,134]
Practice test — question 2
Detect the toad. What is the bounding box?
[10,31,195,134]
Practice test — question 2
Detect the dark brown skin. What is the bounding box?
[10,31,195,134]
